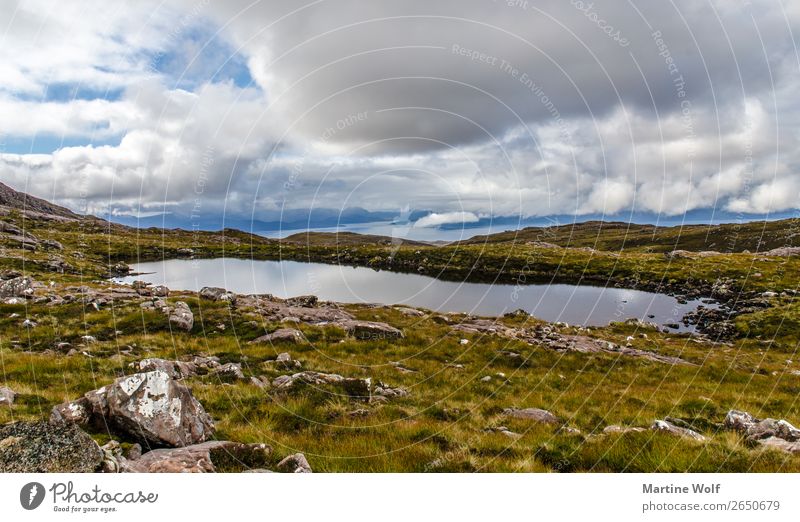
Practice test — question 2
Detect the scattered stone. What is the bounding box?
[130,358,200,380]
[52,370,215,447]
[341,320,404,340]
[0,387,16,407]
[251,328,307,345]
[651,419,706,441]
[0,421,103,472]
[503,408,560,424]
[168,301,194,331]
[273,352,302,370]
[372,381,408,401]
[212,362,245,381]
[480,376,492,382]
[276,453,312,473]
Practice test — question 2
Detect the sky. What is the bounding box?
[0,0,798,229]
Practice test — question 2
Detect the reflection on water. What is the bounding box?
[116,258,707,330]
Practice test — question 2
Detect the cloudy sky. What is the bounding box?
[0,0,798,228]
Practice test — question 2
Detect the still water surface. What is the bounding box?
[116,258,706,330]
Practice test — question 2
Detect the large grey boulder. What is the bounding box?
[0,421,103,472]
[168,301,194,331]
[52,370,215,447]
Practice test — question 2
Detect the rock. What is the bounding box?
[341,320,404,340]
[199,287,236,302]
[0,276,35,298]
[0,387,16,407]
[121,441,272,473]
[503,407,560,424]
[284,295,318,308]
[53,370,215,447]
[763,246,800,257]
[272,371,373,401]
[168,301,194,331]
[723,410,800,442]
[757,436,800,455]
[273,352,302,370]
[503,309,529,318]
[372,381,408,401]
[651,419,706,441]
[0,421,103,472]
[276,453,312,473]
[151,285,169,297]
[251,328,307,345]
[108,262,131,277]
[603,425,647,434]
[212,363,245,381]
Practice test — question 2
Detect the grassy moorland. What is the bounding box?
[1,185,800,472]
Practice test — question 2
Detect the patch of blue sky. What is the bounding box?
[0,134,121,155]
[149,23,255,91]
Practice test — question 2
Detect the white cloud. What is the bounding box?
[414,211,480,228]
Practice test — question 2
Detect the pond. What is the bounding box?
[115,258,709,331]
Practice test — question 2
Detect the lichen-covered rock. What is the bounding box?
[120,441,272,473]
[129,358,199,380]
[0,421,103,472]
[276,452,312,473]
[168,301,194,331]
[0,276,35,298]
[271,371,372,401]
[723,410,800,442]
[341,320,404,340]
[53,370,215,447]
[757,436,800,454]
[212,362,245,381]
[503,408,560,424]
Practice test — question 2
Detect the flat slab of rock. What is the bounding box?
[52,370,215,447]
[503,408,560,424]
[0,421,102,472]
[757,436,800,455]
[341,320,404,340]
[120,441,272,473]
[251,328,307,345]
[603,425,647,435]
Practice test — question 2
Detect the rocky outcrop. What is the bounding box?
[168,301,194,331]
[276,453,312,473]
[116,441,272,473]
[52,370,215,447]
[0,387,15,407]
[762,246,800,257]
[251,328,308,345]
[723,410,800,449]
[0,421,103,472]
[341,320,404,340]
[503,408,560,424]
